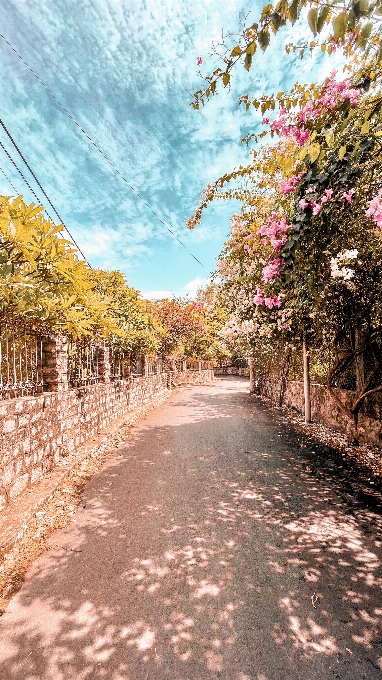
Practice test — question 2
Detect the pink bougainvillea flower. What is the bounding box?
[311,202,322,216]
[262,116,270,125]
[365,188,382,229]
[299,198,309,210]
[279,172,304,196]
[342,188,355,203]
[261,258,283,284]
[253,288,265,306]
[197,56,203,65]
[264,295,282,309]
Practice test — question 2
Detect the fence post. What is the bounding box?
[198,360,202,373]
[98,345,111,383]
[303,335,311,423]
[42,336,69,392]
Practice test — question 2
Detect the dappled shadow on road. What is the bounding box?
[1,378,382,679]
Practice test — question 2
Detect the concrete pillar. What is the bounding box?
[144,356,149,377]
[98,345,111,383]
[42,336,68,392]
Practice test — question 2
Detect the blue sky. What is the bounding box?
[1,0,335,298]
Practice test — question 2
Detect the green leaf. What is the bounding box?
[258,29,270,51]
[222,73,231,87]
[317,6,331,32]
[353,0,370,17]
[244,53,253,71]
[308,142,321,163]
[246,41,257,56]
[307,7,318,35]
[271,12,283,30]
[360,119,370,134]
[288,0,299,23]
[261,3,274,18]
[361,22,372,40]
[332,12,348,40]
[338,145,347,160]
[231,46,242,57]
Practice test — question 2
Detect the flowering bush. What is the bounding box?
[366,189,382,230]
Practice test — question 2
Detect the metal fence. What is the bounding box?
[0,317,45,399]
[68,341,100,388]
[109,347,131,380]
[0,318,212,400]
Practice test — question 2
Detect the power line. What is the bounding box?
[0,32,206,270]
[0,118,89,263]
[0,138,69,242]
[0,163,19,194]
[0,139,44,205]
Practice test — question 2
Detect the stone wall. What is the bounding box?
[0,374,170,510]
[170,369,215,386]
[260,376,382,445]
[214,367,250,377]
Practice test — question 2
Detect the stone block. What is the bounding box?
[30,438,40,452]
[31,467,43,484]
[2,462,15,486]
[0,404,9,417]
[9,473,29,498]
[0,446,12,467]
[0,489,7,511]
[31,410,42,423]
[14,400,24,413]
[15,457,24,475]
[19,434,30,454]
[2,418,16,434]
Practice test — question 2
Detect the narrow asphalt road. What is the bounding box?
[0,377,382,680]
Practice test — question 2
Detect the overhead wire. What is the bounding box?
[0,139,44,206]
[0,140,70,232]
[0,162,19,195]
[0,32,206,270]
[0,137,79,248]
[0,118,89,263]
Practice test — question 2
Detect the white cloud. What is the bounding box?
[184,276,210,292]
[143,275,210,300]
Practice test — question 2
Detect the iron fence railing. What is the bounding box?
[109,347,130,380]
[0,319,211,400]
[68,341,100,388]
[187,360,211,371]
[0,317,45,399]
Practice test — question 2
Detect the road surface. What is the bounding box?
[0,377,381,679]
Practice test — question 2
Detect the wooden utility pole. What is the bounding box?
[303,335,311,423]
[248,357,255,392]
